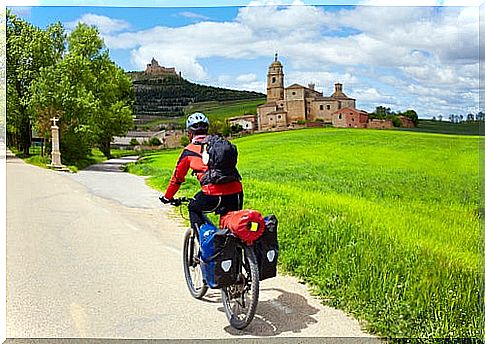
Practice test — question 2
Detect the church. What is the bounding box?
[257,56,366,131]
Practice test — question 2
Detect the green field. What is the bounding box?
[127,128,480,338]
[184,98,266,121]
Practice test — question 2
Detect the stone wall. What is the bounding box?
[367,119,393,129]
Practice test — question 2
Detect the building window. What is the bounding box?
[270,117,273,121]
[352,118,355,121]
[326,105,331,110]
[338,114,342,119]
[320,105,323,110]
[272,77,276,83]
[292,91,296,95]
[278,115,282,119]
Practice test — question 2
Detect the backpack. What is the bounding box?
[254,215,279,281]
[219,209,265,245]
[199,223,238,288]
[200,135,241,185]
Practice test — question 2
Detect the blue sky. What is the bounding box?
[8,0,481,118]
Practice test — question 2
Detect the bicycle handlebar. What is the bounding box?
[173,197,191,206]
[162,196,191,207]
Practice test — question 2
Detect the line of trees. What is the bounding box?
[7,10,133,163]
[431,112,485,123]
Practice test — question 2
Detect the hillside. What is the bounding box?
[127,72,265,124]
[127,128,480,338]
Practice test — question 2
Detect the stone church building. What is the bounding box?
[257,56,364,131]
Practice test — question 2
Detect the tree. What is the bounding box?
[6,11,64,155]
[401,109,418,126]
[30,23,133,162]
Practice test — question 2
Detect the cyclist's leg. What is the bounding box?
[188,191,222,231]
[216,191,244,216]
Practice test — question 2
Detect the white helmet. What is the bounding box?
[186,112,209,133]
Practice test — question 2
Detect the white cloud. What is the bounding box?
[94,4,479,117]
[178,11,211,20]
[66,13,131,34]
[236,73,258,82]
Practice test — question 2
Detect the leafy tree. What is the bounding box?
[6,10,64,155]
[30,23,133,162]
[467,113,475,121]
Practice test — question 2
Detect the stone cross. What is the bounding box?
[49,117,63,168]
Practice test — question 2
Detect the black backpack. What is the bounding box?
[200,135,241,185]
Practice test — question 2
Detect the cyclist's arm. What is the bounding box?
[164,151,191,200]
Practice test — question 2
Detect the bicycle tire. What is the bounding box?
[221,244,260,330]
[182,228,208,299]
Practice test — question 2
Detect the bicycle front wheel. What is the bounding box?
[221,244,259,330]
[182,228,208,299]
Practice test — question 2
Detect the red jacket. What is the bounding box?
[164,135,243,199]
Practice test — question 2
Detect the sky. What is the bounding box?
[7,0,482,119]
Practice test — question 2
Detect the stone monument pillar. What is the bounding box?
[49,117,64,169]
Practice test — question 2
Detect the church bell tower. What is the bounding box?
[267,53,284,103]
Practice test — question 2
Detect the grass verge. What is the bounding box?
[126,128,480,338]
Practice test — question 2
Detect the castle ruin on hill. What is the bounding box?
[144,58,181,77]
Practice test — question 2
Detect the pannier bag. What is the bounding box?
[219,209,265,245]
[254,215,279,281]
[199,223,238,289]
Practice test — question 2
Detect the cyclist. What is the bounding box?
[159,112,244,232]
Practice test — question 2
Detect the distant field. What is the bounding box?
[401,119,480,135]
[136,98,266,130]
[184,98,266,122]
[128,128,480,338]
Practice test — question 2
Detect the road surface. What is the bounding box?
[7,152,375,340]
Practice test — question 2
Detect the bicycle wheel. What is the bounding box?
[182,228,208,299]
[221,244,260,329]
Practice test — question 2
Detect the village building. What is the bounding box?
[227,115,257,133]
[332,107,369,128]
[257,55,365,131]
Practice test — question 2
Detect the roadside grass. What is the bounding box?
[126,128,480,338]
[10,146,138,172]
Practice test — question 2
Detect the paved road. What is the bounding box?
[7,153,375,339]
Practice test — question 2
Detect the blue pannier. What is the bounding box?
[199,223,238,289]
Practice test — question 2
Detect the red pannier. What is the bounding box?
[219,210,265,245]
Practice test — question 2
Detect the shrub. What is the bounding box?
[130,138,140,146]
[149,137,162,146]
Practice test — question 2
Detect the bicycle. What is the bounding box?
[166,196,259,330]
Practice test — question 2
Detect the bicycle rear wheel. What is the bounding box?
[182,228,208,299]
[221,244,259,329]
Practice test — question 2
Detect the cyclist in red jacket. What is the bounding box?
[159,112,243,232]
